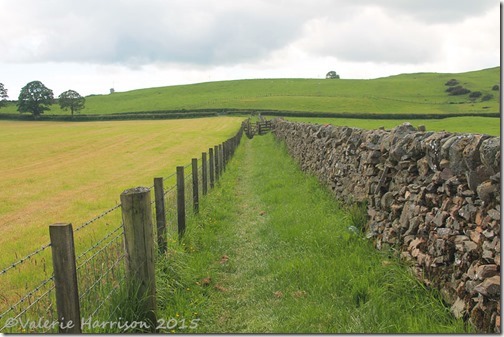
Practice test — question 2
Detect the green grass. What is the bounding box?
[286,116,501,136]
[0,117,243,320]
[154,133,471,333]
[1,67,499,115]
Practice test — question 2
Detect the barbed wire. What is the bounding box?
[162,172,176,182]
[74,204,121,233]
[12,283,55,322]
[0,242,51,277]
[76,231,123,272]
[0,275,54,320]
[76,226,124,267]
[163,184,177,196]
[79,253,125,302]
[87,272,126,321]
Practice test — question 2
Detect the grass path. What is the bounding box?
[156,134,470,333]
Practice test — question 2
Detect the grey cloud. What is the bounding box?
[0,0,497,67]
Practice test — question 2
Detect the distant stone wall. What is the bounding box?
[271,119,501,333]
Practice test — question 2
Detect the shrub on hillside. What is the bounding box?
[446,86,471,96]
[445,79,459,86]
[492,84,499,91]
[469,91,482,100]
[481,94,494,102]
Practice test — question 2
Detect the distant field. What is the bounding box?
[0,117,242,297]
[286,116,501,136]
[1,67,499,116]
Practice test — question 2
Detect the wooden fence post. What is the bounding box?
[154,177,167,254]
[176,167,186,238]
[214,145,220,182]
[49,223,82,333]
[225,140,229,164]
[219,144,224,173]
[202,152,208,196]
[209,148,215,188]
[192,158,199,214]
[120,187,157,330]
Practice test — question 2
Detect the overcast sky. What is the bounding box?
[0,0,500,97]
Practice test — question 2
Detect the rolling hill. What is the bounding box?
[1,67,500,116]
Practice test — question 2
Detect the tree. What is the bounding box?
[326,71,340,79]
[0,83,8,108]
[59,90,85,116]
[17,81,54,117]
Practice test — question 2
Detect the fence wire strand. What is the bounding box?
[0,243,51,277]
[76,231,124,272]
[0,275,54,320]
[79,253,125,302]
[74,204,121,233]
[76,224,124,262]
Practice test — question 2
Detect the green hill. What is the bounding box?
[2,67,500,116]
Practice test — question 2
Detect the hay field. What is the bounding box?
[0,117,242,271]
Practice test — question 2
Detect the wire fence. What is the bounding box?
[0,123,246,333]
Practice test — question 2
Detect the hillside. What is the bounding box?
[1,67,500,116]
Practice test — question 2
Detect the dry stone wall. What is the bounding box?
[271,119,501,333]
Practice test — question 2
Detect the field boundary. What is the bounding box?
[0,108,499,122]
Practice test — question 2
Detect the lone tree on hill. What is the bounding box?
[59,89,85,116]
[0,83,8,108]
[326,70,340,79]
[18,81,54,117]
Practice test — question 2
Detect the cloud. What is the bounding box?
[295,6,443,65]
[366,0,497,23]
[0,0,322,66]
[0,0,497,68]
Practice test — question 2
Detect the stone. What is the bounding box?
[450,297,467,319]
[473,275,500,298]
[480,137,501,173]
[464,241,478,253]
[381,192,395,211]
[417,156,430,176]
[466,165,494,192]
[476,264,499,280]
[463,134,489,170]
[468,230,481,244]
[477,181,498,204]
[448,136,473,174]
[487,209,500,221]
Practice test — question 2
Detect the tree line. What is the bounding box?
[0,81,85,117]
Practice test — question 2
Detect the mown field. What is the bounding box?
[1,67,499,115]
[286,116,501,136]
[0,117,243,300]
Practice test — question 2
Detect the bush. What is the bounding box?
[481,94,494,102]
[446,86,471,96]
[469,91,482,99]
[445,79,459,86]
[492,84,499,91]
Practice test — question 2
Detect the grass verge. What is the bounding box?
[154,133,472,333]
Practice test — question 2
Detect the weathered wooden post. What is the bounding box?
[176,167,186,238]
[120,187,157,330]
[202,152,208,196]
[209,148,215,188]
[192,158,199,214]
[154,177,167,254]
[219,144,224,173]
[214,145,220,182]
[49,223,82,333]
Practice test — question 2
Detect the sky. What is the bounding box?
[0,0,500,97]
